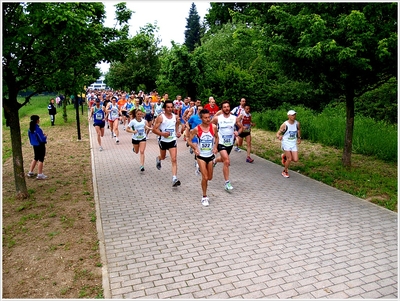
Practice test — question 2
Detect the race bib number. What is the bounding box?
[243,125,251,132]
[288,131,297,140]
[95,112,103,120]
[165,128,175,139]
[137,129,145,139]
[111,111,118,119]
[222,135,233,146]
[200,140,213,151]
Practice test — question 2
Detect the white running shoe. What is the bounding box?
[224,182,233,191]
[201,197,209,207]
[195,163,200,176]
[99,146,103,151]
[37,174,48,180]
[116,138,119,144]
[234,146,241,152]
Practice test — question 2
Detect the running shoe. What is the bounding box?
[156,156,162,170]
[116,138,119,144]
[140,166,145,172]
[224,182,233,192]
[114,133,117,138]
[234,146,241,152]
[123,126,126,131]
[281,153,287,165]
[172,178,181,187]
[281,170,290,178]
[201,197,209,207]
[36,174,48,180]
[99,146,103,151]
[213,158,217,167]
[246,157,254,163]
[26,172,35,178]
[195,163,200,176]
[190,147,194,154]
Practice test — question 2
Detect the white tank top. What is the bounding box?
[197,124,215,157]
[159,113,177,142]
[109,104,119,120]
[129,118,146,140]
[282,120,298,143]
[217,114,236,146]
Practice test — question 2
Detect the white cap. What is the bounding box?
[287,110,296,115]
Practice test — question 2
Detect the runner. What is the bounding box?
[231,97,247,152]
[179,97,191,138]
[124,96,134,125]
[236,104,256,163]
[89,98,106,151]
[152,95,164,128]
[106,96,120,143]
[184,98,201,121]
[186,103,204,160]
[142,96,154,138]
[117,93,127,130]
[276,110,301,178]
[187,109,219,207]
[127,109,151,172]
[212,100,243,192]
[173,95,183,116]
[204,96,219,120]
[152,100,182,187]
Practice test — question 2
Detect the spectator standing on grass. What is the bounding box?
[276,110,301,178]
[56,95,61,108]
[47,98,57,126]
[27,115,48,180]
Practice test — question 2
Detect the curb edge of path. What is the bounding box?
[88,123,111,299]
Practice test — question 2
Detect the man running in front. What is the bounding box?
[188,109,219,207]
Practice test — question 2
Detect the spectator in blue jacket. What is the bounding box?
[27,115,48,179]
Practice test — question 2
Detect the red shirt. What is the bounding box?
[204,104,219,118]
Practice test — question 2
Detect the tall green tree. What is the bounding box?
[2,2,131,198]
[105,23,161,92]
[266,3,397,166]
[184,3,201,52]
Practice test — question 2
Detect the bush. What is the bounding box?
[252,105,397,162]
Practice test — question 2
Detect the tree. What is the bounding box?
[157,43,195,98]
[2,2,132,198]
[266,3,397,166]
[184,3,201,52]
[105,23,161,92]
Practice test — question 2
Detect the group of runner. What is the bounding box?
[88,90,301,206]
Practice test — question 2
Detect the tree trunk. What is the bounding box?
[4,98,29,199]
[342,89,355,167]
[63,95,68,122]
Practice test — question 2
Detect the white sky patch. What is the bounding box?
[98,1,211,73]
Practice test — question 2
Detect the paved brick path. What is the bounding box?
[88,121,397,299]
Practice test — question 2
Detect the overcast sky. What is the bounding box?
[98,1,211,73]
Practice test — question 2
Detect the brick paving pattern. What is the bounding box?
[89,121,397,299]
